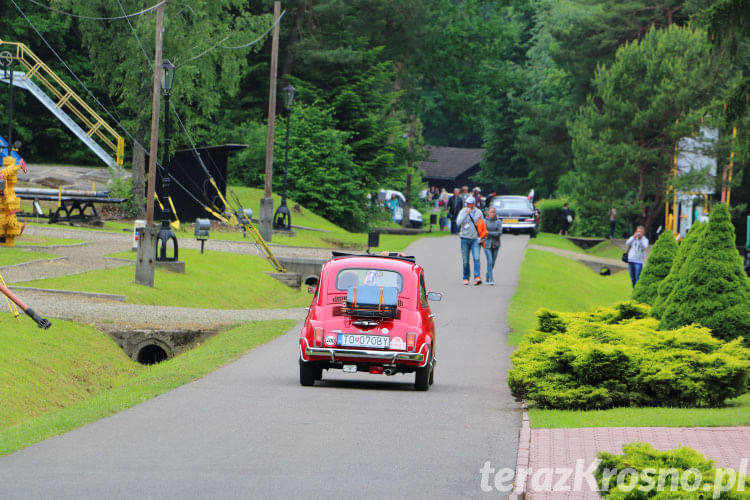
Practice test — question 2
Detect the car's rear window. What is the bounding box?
[335,268,404,292]
[493,198,532,210]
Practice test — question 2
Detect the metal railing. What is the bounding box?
[0,39,124,167]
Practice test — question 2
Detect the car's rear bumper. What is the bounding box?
[502,222,536,230]
[300,339,428,366]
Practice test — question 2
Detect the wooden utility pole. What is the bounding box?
[402,113,415,227]
[136,1,164,287]
[260,1,281,241]
[145,2,164,224]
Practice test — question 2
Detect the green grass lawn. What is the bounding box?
[532,232,622,260]
[15,235,87,247]
[507,248,632,346]
[0,314,295,455]
[19,248,312,309]
[1,246,59,266]
[530,393,750,428]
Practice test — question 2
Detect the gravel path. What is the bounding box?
[2,225,317,328]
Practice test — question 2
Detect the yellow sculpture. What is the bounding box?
[0,155,26,247]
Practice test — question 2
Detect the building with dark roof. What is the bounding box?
[418,145,484,191]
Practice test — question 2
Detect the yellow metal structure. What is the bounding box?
[202,203,286,273]
[0,270,21,321]
[153,193,180,231]
[0,39,125,167]
[0,155,25,246]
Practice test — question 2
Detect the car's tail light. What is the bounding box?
[524,218,536,222]
[369,366,384,374]
[314,327,324,347]
[406,332,417,352]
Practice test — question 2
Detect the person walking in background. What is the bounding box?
[560,202,571,236]
[438,188,449,207]
[386,194,399,223]
[456,196,484,285]
[472,187,483,209]
[447,188,463,234]
[483,206,502,285]
[609,207,617,239]
[626,225,649,287]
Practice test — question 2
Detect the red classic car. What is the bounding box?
[299,252,441,390]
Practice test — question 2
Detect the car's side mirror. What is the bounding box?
[307,286,316,294]
[427,292,442,301]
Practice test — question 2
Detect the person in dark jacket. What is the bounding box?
[483,206,502,285]
[446,188,463,234]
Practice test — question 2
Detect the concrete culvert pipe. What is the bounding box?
[136,344,169,365]
[304,275,319,286]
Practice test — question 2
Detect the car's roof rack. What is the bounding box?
[331,251,416,264]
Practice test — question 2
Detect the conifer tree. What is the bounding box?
[659,204,750,342]
[651,222,706,319]
[632,230,678,305]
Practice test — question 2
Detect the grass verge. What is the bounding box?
[1,247,59,266]
[507,248,632,346]
[530,393,750,428]
[532,232,622,260]
[20,248,312,309]
[0,315,295,456]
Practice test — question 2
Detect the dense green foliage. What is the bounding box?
[595,442,750,499]
[632,230,678,304]
[659,204,750,342]
[568,26,719,235]
[508,302,750,409]
[651,222,706,318]
[1,0,748,233]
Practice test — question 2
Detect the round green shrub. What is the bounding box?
[659,204,750,343]
[595,442,750,499]
[651,222,706,319]
[632,230,678,305]
[508,302,750,409]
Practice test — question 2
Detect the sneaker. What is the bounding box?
[488,281,495,285]
[474,277,482,285]
[463,279,469,285]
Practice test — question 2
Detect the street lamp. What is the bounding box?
[156,59,178,262]
[273,83,296,230]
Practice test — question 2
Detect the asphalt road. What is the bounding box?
[0,234,528,500]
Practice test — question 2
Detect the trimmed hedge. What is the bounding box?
[651,222,706,319]
[508,302,750,409]
[659,204,750,343]
[596,442,750,499]
[537,199,574,234]
[632,230,678,305]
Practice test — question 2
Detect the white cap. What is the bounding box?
[466,196,476,204]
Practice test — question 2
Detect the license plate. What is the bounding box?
[504,218,518,223]
[337,333,390,349]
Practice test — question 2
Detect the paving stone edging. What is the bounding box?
[510,402,530,500]
[8,286,126,302]
[0,256,69,269]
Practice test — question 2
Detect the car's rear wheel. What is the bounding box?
[428,362,435,386]
[299,360,317,386]
[415,363,431,391]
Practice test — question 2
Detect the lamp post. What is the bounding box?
[273,83,295,230]
[155,59,178,261]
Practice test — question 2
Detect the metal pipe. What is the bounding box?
[0,282,51,329]
[14,187,110,197]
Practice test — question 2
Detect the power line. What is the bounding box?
[23,0,166,21]
[9,0,209,211]
[185,10,285,62]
